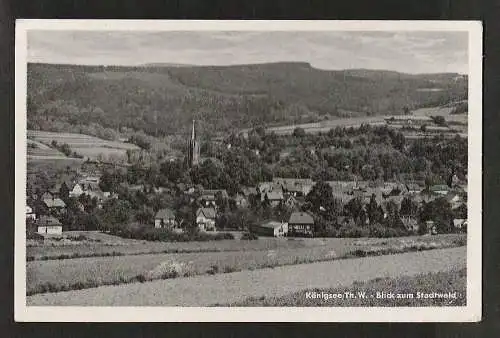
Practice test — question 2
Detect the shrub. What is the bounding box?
[337,225,370,238]
[109,224,234,242]
[241,232,258,240]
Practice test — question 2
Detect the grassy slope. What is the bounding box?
[27,62,467,135]
[26,234,465,295]
[232,268,466,307]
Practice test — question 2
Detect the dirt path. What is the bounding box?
[27,247,466,306]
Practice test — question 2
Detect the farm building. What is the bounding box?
[155,208,176,229]
[26,205,36,220]
[36,216,63,235]
[288,212,314,237]
[256,221,288,237]
[196,207,216,232]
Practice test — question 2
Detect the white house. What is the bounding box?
[36,216,63,235]
[69,183,84,198]
[154,208,176,229]
[256,221,288,237]
[196,207,216,232]
[26,205,36,220]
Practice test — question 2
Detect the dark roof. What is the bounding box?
[289,212,314,225]
[262,190,284,201]
[201,189,229,199]
[197,207,216,219]
[260,221,284,229]
[36,216,61,226]
[155,208,175,219]
[43,198,66,208]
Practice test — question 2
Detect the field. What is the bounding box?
[27,130,140,161]
[232,268,466,307]
[27,246,466,306]
[241,103,468,137]
[27,233,466,295]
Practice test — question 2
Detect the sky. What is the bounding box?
[27,30,468,74]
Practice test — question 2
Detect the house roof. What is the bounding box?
[289,212,314,225]
[155,208,175,220]
[240,186,257,196]
[36,216,61,226]
[430,184,450,192]
[43,198,66,208]
[453,219,467,227]
[263,190,284,201]
[260,221,285,229]
[197,207,216,219]
[201,189,229,199]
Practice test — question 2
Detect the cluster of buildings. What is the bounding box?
[26,173,117,235]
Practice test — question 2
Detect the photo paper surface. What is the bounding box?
[15,20,482,322]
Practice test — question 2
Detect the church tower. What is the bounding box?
[187,119,200,167]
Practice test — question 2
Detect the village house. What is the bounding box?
[199,189,229,208]
[256,221,288,237]
[196,207,217,232]
[42,196,66,213]
[429,184,451,195]
[405,183,423,194]
[154,208,176,229]
[273,178,314,197]
[69,183,84,198]
[26,205,36,220]
[240,186,257,197]
[261,190,284,207]
[234,194,249,208]
[335,216,355,228]
[400,215,419,232]
[288,212,314,237]
[445,193,464,210]
[36,216,63,235]
[384,115,433,127]
[453,218,467,232]
[284,195,298,209]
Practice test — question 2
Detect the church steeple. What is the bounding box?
[191,119,196,141]
[188,119,200,167]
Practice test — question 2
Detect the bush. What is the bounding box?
[337,225,370,238]
[109,224,234,242]
[369,225,409,238]
[241,232,259,240]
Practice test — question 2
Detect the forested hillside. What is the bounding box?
[27,62,467,137]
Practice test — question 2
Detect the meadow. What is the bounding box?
[27,130,140,160]
[27,246,466,306]
[232,268,466,307]
[27,233,466,295]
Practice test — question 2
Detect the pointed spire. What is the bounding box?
[191,119,196,140]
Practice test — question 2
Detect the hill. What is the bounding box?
[27,62,467,136]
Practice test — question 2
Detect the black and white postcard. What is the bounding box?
[14,20,482,322]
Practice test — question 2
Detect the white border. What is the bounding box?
[14,20,482,322]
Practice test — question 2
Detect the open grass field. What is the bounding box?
[27,232,465,260]
[27,130,140,160]
[26,234,465,295]
[232,267,466,307]
[27,246,466,306]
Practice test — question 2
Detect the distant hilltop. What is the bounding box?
[27,61,468,136]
